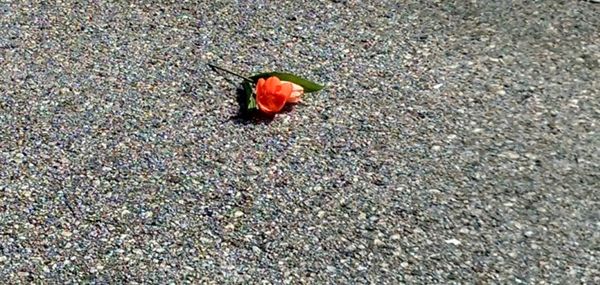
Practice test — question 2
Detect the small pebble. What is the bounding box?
[445,239,462,246]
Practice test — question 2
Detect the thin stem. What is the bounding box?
[208,63,253,82]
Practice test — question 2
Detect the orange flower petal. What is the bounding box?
[257,91,286,114]
[287,94,302,103]
[282,81,304,103]
[265,76,280,91]
[256,78,266,96]
[279,82,293,98]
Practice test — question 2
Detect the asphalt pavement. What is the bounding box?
[0,0,598,283]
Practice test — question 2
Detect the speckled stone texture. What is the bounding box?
[1,0,598,283]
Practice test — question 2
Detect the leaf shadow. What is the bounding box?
[227,86,273,125]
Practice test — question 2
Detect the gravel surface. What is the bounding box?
[1,0,599,283]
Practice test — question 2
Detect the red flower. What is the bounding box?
[256,76,306,114]
[256,76,292,114]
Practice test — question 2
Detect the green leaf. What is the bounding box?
[249,72,325,93]
[242,80,257,110]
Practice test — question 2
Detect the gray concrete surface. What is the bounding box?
[1,0,598,283]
